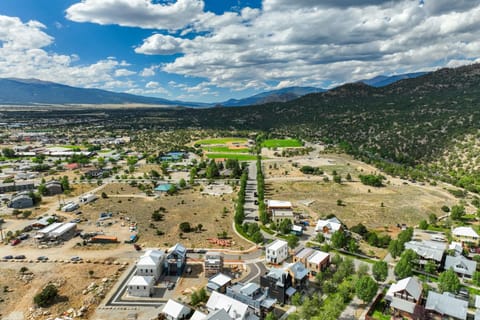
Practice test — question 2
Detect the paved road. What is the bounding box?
[242,261,267,283]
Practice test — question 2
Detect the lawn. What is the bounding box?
[206,153,259,160]
[261,139,302,148]
[205,146,250,153]
[195,137,248,145]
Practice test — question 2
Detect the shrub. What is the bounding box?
[34,284,58,307]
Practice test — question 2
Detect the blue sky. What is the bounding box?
[0,0,479,103]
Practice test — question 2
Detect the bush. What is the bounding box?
[34,284,58,307]
[179,222,192,232]
[359,174,384,187]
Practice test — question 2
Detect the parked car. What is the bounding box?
[14,255,26,259]
[18,233,29,240]
[37,256,49,261]
[10,239,21,246]
[3,255,13,260]
[70,256,82,262]
[70,218,81,223]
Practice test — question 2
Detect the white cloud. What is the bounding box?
[66,0,204,30]
[145,81,159,88]
[115,68,136,76]
[135,34,184,55]
[140,66,157,77]
[0,15,138,93]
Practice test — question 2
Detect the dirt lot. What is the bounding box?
[268,179,458,230]
[80,183,251,250]
[0,261,124,320]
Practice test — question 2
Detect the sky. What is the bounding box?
[0,0,480,103]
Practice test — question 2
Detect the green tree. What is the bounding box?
[438,269,461,294]
[179,178,186,188]
[34,284,59,307]
[189,167,196,185]
[472,271,480,286]
[265,312,276,320]
[151,211,164,221]
[394,250,417,279]
[331,231,347,249]
[346,173,352,181]
[428,213,437,225]
[372,261,388,282]
[355,276,378,304]
[450,204,465,220]
[179,222,191,232]
[279,219,293,234]
[333,175,342,184]
[287,234,299,249]
[419,220,428,230]
[2,148,15,158]
[291,292,302,306]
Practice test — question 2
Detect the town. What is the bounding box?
[0,119,478,320]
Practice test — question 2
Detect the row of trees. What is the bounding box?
[257,156,268,224]
[234,171,248,225]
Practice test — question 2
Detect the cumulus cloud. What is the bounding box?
[66,0,204,30]
[0,15,138,92]
[142,0,480,89]
[140,66,157,77]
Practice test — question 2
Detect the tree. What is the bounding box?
[167,184,178,195]
[88,270,94,278]
[429,213,437,225]
[450,204,465,220]
[424,260,437,275]
[179,222,192,232]
[152,211,164,221]
[419,220,428,230]
[60,176,70,192]
[287,234,299,249]
[372,261,388,282]
[331,231,348,249]
[355,276,378,304]
[291,292,302,306]
[101,192,108,199]
[179,178,186,188]
[473,271,480,286]
[346,173,352,181]
[189,167,196,185]
[34,284,59,307]
[265,312,276,320]
[438,269,461,294]
[2,148,15,158]
[394,250,417,279]
[279,219,293,234]
[348,239,358,253]
[333,175,342,184]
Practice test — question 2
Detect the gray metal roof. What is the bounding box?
[444,255,477,277]
[425,291,467,320]
[404,240,446,262]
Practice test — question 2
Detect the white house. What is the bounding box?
[265,239,289,264]
[162,299,191,320]
[206,291,255,320]
[453,226,480,246]
[136,249,165,280]
[126,275,154,297]
[315,217,343,239]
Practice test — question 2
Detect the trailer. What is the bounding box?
[62,202,79,212]
[124,234,138,243]
[90,235,118,243]
[79,193,98,204]
[49,222,77,241]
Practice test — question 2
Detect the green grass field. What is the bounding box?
[206,153,259,160]
[195,137,248,145]
[261,139,302,148]
[205,146,250,153]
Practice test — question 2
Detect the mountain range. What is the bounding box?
[0,72,428,107]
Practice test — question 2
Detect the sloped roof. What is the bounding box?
[453,226,479,239]
[295,247,314,260]
[307,251,330,265]
[286,262,309,280]
[385,277,422,302]
[404,240,446,262]
[168,243,187,258]
[206,291,249,320]
[444,255,477,277]
[209,273,233,287]
[162,299,191,319]
[425,291,468,320]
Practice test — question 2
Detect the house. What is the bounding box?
[162,299,191,320]
[226,282,276,317]
[0,181,35,193]
[30,215,56,229]
[260,268,294,304]
[449,241,463,256]
[385,277,424,319]
[265,239,289,264]
[315,217,343,239]
[285,262,309,290]
[271,209,295,224]
[425,291,468,320]
[126,275,154,297]
[307,250,330,275]
[453,226,480,246]
[45,181,62,196]
[9,194,33,209]
[404,240,446,264]
[49,222,77,241]
[444,255,477,279]
[205,251,224,277]
[165,243,187,275]
[64,163,80,170]
[206,291,258,320]
[207,273,233,293]
[191,308,234,320]
[474,295,480,320]
[293,247,314,266]
[137,249,165,280]
[266,200,292,214]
